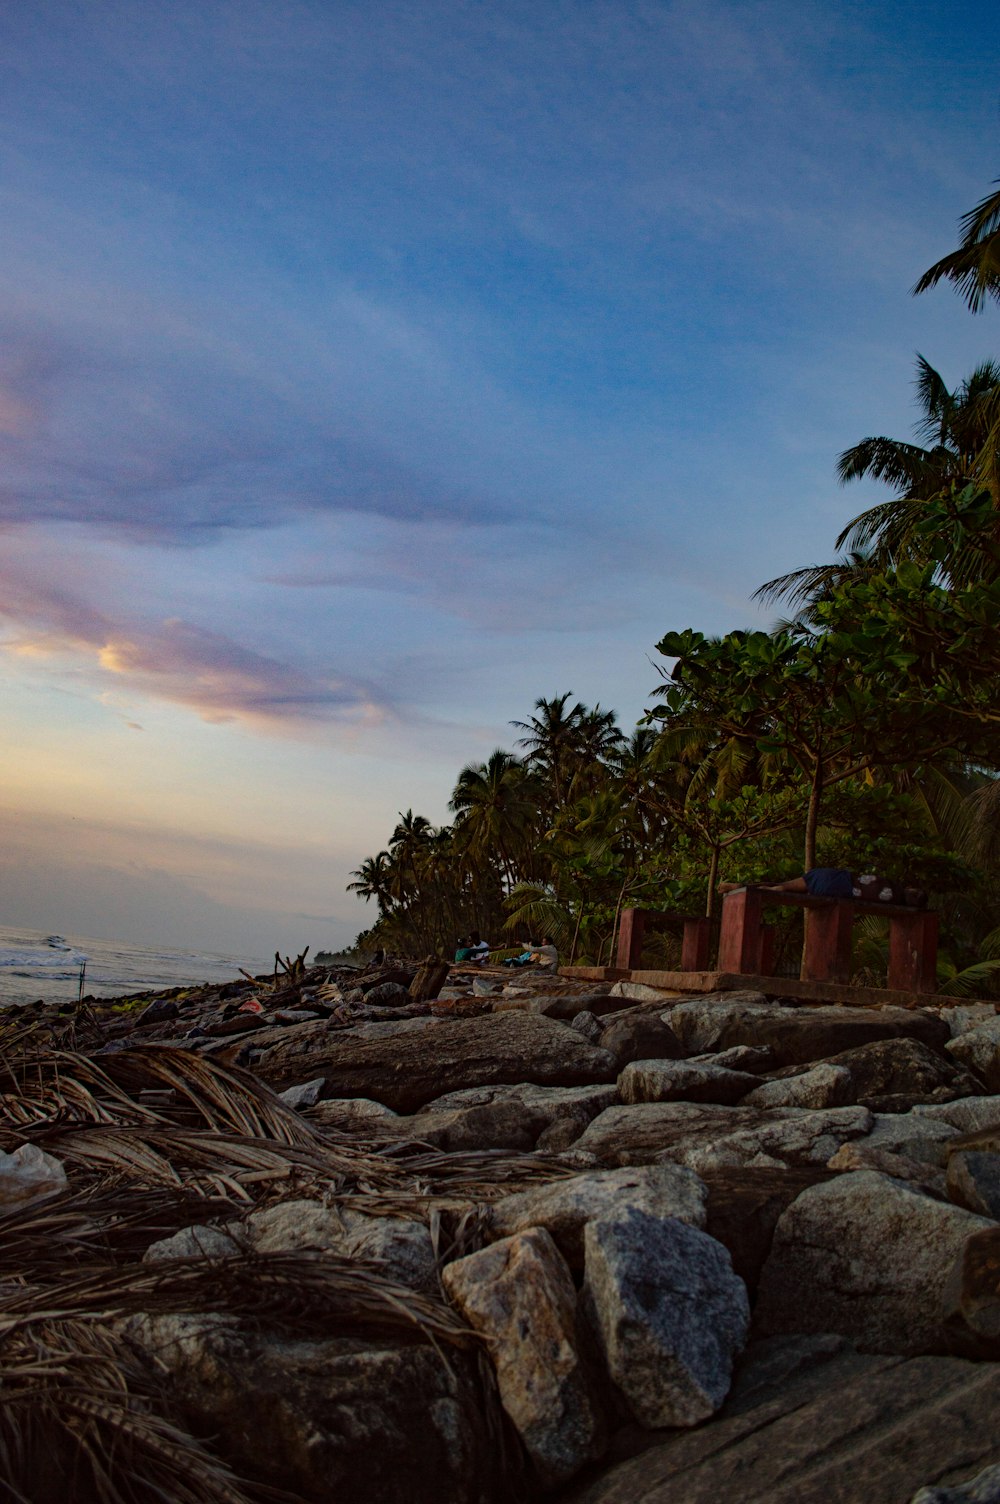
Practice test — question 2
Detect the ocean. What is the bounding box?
[0,925,272,1007]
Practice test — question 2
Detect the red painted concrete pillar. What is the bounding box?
[681,917,711,971]
[717,888,764,974]
[616,908,646,970]
[802,901,854,983]
[758,925,775,976]
[888,910,939,993]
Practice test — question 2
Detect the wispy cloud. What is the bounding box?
[0,564,391,727]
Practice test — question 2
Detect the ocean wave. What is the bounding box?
[0,948,87,970]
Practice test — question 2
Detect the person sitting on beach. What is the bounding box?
[468,930,490,963]
[528,936,559,970]
[720,869,927,907]
[454,937,475,962]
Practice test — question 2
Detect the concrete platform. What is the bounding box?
[559,965,982,1012]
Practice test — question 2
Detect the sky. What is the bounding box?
[0,0,998,957]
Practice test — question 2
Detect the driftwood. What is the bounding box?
[409,956,450,1003]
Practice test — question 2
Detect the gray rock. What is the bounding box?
[571,1011,604,1043]
[128,1313,496,1504]
[755,1171,996,1353]
[559,1336,1000,1504]
[487,1163,707,1269]
[946,1017,1000,1091]
[424,1082,619,1150]
[255,1011,617,1112]
[826,1142,946,1195]
[137,997,179,1024]
[309,1096,399,1128]
[246,1200,437,1293]
[389,1099,545,1152]
[741,1064,853,1110]
[279,1076,326,1111]
[599,1013,684,1069]
[864,1112,960,1166]
[610,982,682,1002]
[364,981,411,1007]
[912,1464,1000,1503]
[572,1102,872,1171]
[144,1224,242,1262]
[583,1210,749,1428]
[947,1152,1000,1220]
[940,1005,999,1038]
[618,1059,758,1106]
[914,1098,1000,1134]
[692,1045,776,1074]
[668,999,950,1067]
[442,1228,605,1486]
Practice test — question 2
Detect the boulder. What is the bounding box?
[947,1152,1000,1220]
[422,1082,619,1150]
[245,1200,437,1293]
[767,1036,975,1110]
[947,1019,1000,1091]
[362,982,411,1007]
[741,1064,853,1110]
[583,1210,749,1428]
[560,1335,1000,1504]
[618,1059,758,1106]
[912,1464,1000,1504]
[598,1013,684,1069]
[254,1012,616,1112]
[571,1010,604,1042]
[699,1166,832,1293]
[691,1045,776,1074]
[279,1077,326,1111]
[915,1098,1000,1134]
[668,999,950,1067]
[571,1102,872,1170]
[755,1171,996,1353]
[610,982,683,1002]
[863,1112,960,1166]
[128,1313,496,1504]
[388,1099,545,1152]
[442,1228,605,1486]
[827,1142,946,1195]
[486,1164,707,1269]
[0,1143,67,1207]
[941,1227,1000,1356]
[309,1097,399,1128]
[145,1224,242,1261]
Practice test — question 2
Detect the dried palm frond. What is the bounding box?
[0,1312,290,1504]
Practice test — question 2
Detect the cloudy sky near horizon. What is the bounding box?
[0,0,997,957]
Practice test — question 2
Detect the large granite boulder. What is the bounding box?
[947,1151,1000,1220]
[946,1018,1000,1091]
[561,1335,1000,1504]
[442,1228,606,1486]
[915,1098,1000,1134]
[742,1064,853,1110]
[761,1036,977,1111]
[618,1059,758,1106]
[598,1012,685,1070]
[128,1313,496,1504]
[570,1102,872,1170]
[254,1012,616,1112]
[420,1082,619,1146]
[755,1171,996,1353]
[582,1210,749,1428]
[941,1227,1000,1356]
[486,1164,707,1270]
[667,999,950,1067]
[699,1166,832,1293]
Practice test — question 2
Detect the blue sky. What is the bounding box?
[0,0,997,955]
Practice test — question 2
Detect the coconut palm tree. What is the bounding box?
[914,178,1000,313]
[449,750,539,887]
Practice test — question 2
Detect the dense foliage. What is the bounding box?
[349,177,1000,992]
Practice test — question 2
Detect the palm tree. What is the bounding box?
[512,693,588,809]
[346,851,394,914]
[914,178,1000,313]
[757,357,1000,612]
[449,750,539,887]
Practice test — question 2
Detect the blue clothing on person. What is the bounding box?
[804,867,854,899]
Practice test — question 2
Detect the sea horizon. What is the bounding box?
[0,924,274,1008]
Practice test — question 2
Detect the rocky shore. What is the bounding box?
[5,957,1000,1502]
